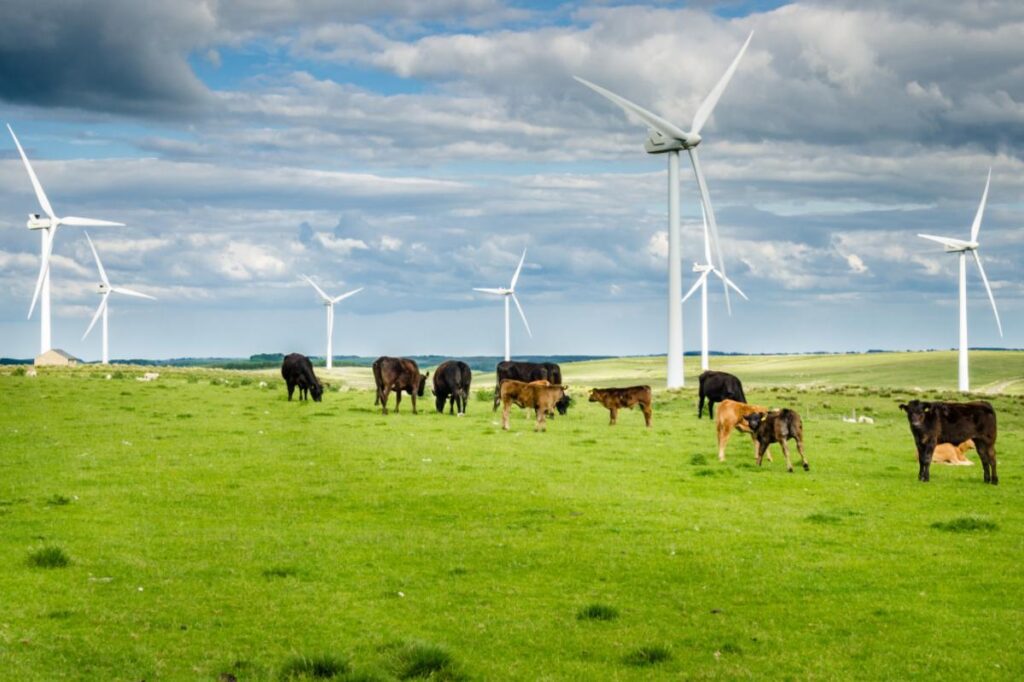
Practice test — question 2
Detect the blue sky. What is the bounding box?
[1,0,1022,361]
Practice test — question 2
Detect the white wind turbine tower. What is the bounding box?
[683,202,748,371]
[302,275,363,369]
[574,31,753,388]
[473,248,532,361]
[918,168,1002,393]
[82,232,155,365]
[7,124,125,354]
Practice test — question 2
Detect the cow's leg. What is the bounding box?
[502,401,511,431]
[918,442,933,482]
[780,439,794,473]
[697,393,705,419]
[380,387,391,415]
[535,409,547,432]
[394,390,402,413]
[717,422,732,461]
[796,436,809,471]
[755,440,768,467]
[642,402,652,428]
[609,407,617,426]
[411,390,417,415]
[493,383,501,412]
[976,440,997,484]
[287,381,295,401]
[708,400,715,420]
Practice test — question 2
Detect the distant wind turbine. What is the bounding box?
[82,232,155,365]
[574,31,753,388]
[303,275,363,369]
[7,124,125,354]
[473,248,532,361]
[683,203,747,371]
[918,168,1002,392]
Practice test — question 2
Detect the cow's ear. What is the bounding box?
[898,403,907,412]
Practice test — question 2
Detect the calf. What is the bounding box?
[744,409,808,473]
[281,353,323,402]
[493,361,565,413]
[698,370,746,419]
[928,440,975,466]
[899,400,997,484]
[373,356,429,415]
[500,379,569,432]
[588,386,652,427]
[715,399,770,462]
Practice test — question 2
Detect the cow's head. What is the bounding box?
[310,381,324,402]
[744,411,767,431]
[417,372,429,397]
[898,400,931,429]
[556,387,572,415]
[588,389,600,403]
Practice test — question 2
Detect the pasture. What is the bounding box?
[1,352,1023,680]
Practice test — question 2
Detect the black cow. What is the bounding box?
[493,360,570,415]
[373,356,429,415]
[899,400,998,484]
[698,370,746,419]
[281,353,323,402]
[433,360,472,415]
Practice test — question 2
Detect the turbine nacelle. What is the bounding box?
[97,282,110,295]
[644,130,700,154]
[27,213,52,230]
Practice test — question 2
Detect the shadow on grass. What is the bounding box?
[931,517,998,533]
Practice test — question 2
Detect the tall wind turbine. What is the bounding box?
[473,248,532,361]
[82,232,155,365]
[7,124,125,353]
[918,169,1002,392]
[683,203,748,371]
[302,275,363,369]
[574,31,753,388]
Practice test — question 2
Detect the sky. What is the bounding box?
[1,0,1022,362]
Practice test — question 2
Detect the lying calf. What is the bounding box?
[928,439,975,466]
[716,399,770,462]
[745,409,809,473]
[588,386,653,427]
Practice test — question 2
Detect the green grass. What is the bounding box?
[1,354,1023,679]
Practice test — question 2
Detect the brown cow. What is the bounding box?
[588,386,652,427]
[899,400,997,484]
[715,399,770,462]
[744,409,809,473]
[500,379,569,432]
[372,356,429,415]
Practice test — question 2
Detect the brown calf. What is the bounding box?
[715,399,770,462]
[588,386,652,427]
[744,409,809,473]
[500,379,569,432]
[926,439,975,466]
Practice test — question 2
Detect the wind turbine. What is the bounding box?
[574,31,753,388]
[918,168,1002,392]
[683,203,748,371]
[82,232,155,365]
[302,275,363,369]
[473,248,532,361]
[7,124,125,354]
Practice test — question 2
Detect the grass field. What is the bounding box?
[2,352,1023,680]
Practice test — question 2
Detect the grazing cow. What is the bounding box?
[433,360,472,415]
[698,370,746,419]
[499,379,569,432]
[281,353,323,402]
[372,356,429,415]
[588,386,653,427]
[493,361,570,416]
[899,400,997,484]
[926,440,975,466]
[744,409,808,472]
[715,399,770,462]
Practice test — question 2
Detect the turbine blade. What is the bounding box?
[510,248,527,289]
[573,76,690,141]
[971,250,1003,337]
[61,216,126,227]
[682,270,709,303]
[714,269,750,300]
[82,295,108,340]
[690,31,754,136]
[302,275,331,302]
[332,287,363,304]
[969,168,991,243]
[700,200,712,264]
[84,231,109,287]
[7,124,56,220]
[473,287,506,295]
[918,234,971,250]
[111,286,155,300]
[689,148,731,314]
[27,225,58,319]
[511,293,532,338]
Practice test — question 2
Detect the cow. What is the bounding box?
[493,361,570,416]
[926,440,975,466]
[433,360,472,415]
[372,356,429,415]
[898,400,997,484]
[715,399,770,462]
[499,379,569,432]
[588,386,653,427]
[744,409,808,473]
[281,353,323,402]
[698,370,746,419]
